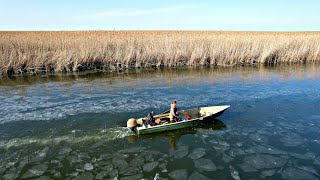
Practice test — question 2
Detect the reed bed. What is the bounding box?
[0,31,320,76]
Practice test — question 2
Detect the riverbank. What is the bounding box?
[1,31,320,76]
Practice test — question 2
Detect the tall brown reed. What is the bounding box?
[0,31,319,75]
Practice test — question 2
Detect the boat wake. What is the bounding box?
[0,127,132,149]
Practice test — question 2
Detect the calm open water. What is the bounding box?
[0,64,320,180]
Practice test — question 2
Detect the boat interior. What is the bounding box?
[136,105,230,127]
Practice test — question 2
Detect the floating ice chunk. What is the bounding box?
[91,157,97,163]
[50,160,59,164]
[257,129,273,136]
[29,164,48,175]
[212,144,230,152]
[144,154,154,162]
[112,157,128,169]
[118,147,146,154]
[78,153,90,159]
[188,148,206,160]
[3,165,17,179]
[100,153,113,160]
[84,163,94,171]
[121,174,144,180]
[143,162,159,172]
[281,132,304,147]
[229,166,241,180]
[188,171,210,180]
[76,168,85,173]
[95,171,108,180]
[229,148,246,157]
[72,172,94,180]
[101,164,113,172]
[129,157,145,167]
[17,159,28,170]
[171,145,189,159]
[3,173,16,180]
[210,140,230,152]
[69,172,79,177]
[245,145,287,155]
[290,152,316,161]
[238,163,257,172]
[235,142,243,147]
[6,161,16,169]
[242,155,287,169]
[54,171,61,178]
[159,163,168,173]
[90,141,105,149]
[67,155,81,164]
[168,169,188,180]
[281,167,317,180]
[297,166,319,176]
[120,163,140,176]
[219,141,230,147]
[261,169,276,177]
[194,158,216,171]
[21,164,48,178]
[38,147,49,158]
[59,146,72,155]
[222,154,233,163]
[118,153,130,159]
[209,140,218,145]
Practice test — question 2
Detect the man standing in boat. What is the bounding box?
[170,101,179,122]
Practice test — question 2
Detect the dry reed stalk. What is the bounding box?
[0,31,319,76]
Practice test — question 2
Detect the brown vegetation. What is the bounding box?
[0,31,320,76]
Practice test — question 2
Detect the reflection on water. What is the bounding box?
[0,64,320,179]
[0,63,319,87]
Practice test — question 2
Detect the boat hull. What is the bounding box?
[135,105,230,135]
[138,118,202,135]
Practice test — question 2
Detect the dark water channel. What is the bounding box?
[0,64,320,179]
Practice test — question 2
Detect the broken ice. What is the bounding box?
[188,148,206,160]
[168,169,188,180]
[242,154,287,170]
[194,158,216,172]
[188,171,210,180]
[21,164,48,178]
[229,165,241,180]
[281,166,318,180]
[143,162,158,172]
[84,163,94,171]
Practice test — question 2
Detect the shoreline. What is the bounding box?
[1,31,320,76]
[1,63,319,87]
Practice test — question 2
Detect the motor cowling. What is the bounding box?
[127,118,137,132]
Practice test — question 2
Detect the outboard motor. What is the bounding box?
[127,118,138,132]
